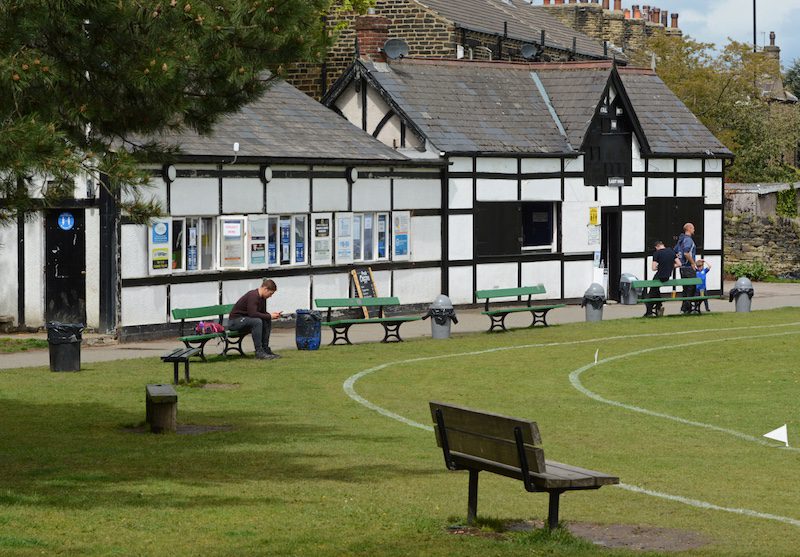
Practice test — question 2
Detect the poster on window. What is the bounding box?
[148,218,171,275]
[187,225,198,271]
[220,217,245,268]
[312,213,332,265]
[335,212,354,264]
[248,217,267,267]
[294,215,306,264]
[392,211,410,261]
[279,217,291,265]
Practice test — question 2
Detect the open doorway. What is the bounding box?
[601,209,621,300]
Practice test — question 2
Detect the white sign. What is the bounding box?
[223,221,241,237]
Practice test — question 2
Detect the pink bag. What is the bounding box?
[195,321,225,334]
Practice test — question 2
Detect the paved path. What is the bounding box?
[2,281,799,370]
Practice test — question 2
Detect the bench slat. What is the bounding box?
[476,285,546,300]
[631,278,701,288]
[322,316,422,326]
[545,460,620,487]
[482,304,565,316]
[315,297,399,309]
[430,401,541,445]
[435,426,545,474]
[171,304,234,320]
[637,295,722,303]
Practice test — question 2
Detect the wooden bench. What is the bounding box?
[475,285,565,332]
[632,278,722,317]
[430,401,618,530]
[314,297,423,345]
[171,304,245,360]
[161,347,201,384]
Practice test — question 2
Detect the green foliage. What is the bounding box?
[785,58,800,99]
[0,0,372,224]
[776,187,798,217]
[727,260,769,280]
[644,35,800,183]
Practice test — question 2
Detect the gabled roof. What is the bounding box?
[417,0,623,61]
[133,78,410,164]
[618,69,733,157]
[353,59,575,154]
[329,58,732,158]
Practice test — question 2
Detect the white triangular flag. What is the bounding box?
[594,349,599,364]
[763,424,789,447]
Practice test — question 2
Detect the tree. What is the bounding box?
[0,0,370,224]
[785,58,800,100]
[642,34,800,183]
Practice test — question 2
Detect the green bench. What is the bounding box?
[314,297,423,345]
[430,401,619,530]
[171,304,245,360]
[475,285,565,332]
[632,278,722,317]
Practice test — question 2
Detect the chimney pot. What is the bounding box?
[770,31,776,46]
[671,12,678,28]
[543,0,550,4]
[624,8,631,18]
[632,5,641,19]
[614,0,622,11]
[554,0,564,4]
[602,0,609,8]
[661,10,668,26]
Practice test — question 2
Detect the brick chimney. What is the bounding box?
[602,0,610,9]
[641,5,649,21]
[355,12,390,62]
[632,5,641,19]
[543,0,550,4]
[624,8,631,18]
[661,10,668,26]
[670,12,678,28]
[554,0,564,5]
[614,0,622,10]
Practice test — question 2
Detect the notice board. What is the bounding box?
[350,267,379,318]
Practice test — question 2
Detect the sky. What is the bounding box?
[655,0,800,68]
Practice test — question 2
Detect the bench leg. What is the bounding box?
[183,340,208,362]
[222,335,245,357]
[530,309,550,327]
[381,322,404,343]
[547,489,564,530]
[687,300,702,315]
[467,469,479,525]
[184,360,190,383]
[173,361,180,385]
[330,324,353,345]
[487,314,507,332]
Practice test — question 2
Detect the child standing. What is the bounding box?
[696,259,712,311]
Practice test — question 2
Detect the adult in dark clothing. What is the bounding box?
[645,240,680,317]
[674,222,698,313]
[228,278,281,360]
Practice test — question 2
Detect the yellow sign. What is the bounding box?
[589,207,599,226]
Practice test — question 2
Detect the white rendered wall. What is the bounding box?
[620,257,646,281]
[476,263,518,292]
[121,285,167,326]
[313,178,349,212]
[621,211,645,253]
[366,87,392,135]
[677,159,702,173]
[597,186,619,206]
[448,177,473,209]
[648,177,673,197]
[121,225,148,279]
[267,178,310,214]
[0,223,18,321]
[448,215,473,261]
[521,260,562,299]
[476,158,515,173]
[372,270,392,298]
[561,201,596,254]
[622,176,645,206]
[269,275,311,314]
[632,138,645,172]
[352,178,391,211]
[23,215,44,327]
[335,83,361,129]
[394,178,440,209]
[705,176,723,205]
[376,114,403,147]
[410,216,441,261]
[85,207,100,328]
[393,268,441,304]
[449,157,472,172]
[312,273,350,300]
[702,254,722,291]
[222,279,261,305]
[223,177,264,214]
[648,158,673,172]
[447,266,474,305]
[703,210,722,250]
[170,178,218,215]
[521,158,560,173]
[676,178,703,198]
[521,179,560,201]
[476,179,516,201]
[564,156,583,173]
[170,282,220,321]
[123,177,167,209]
[562,260,594,298]
[564,177,593,202]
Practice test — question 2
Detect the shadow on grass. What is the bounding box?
[0,396,438,511]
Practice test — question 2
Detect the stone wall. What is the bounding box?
[725,214,800,276]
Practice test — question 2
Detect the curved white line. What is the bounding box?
[342,320,800,527]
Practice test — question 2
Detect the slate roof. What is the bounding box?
[617,69,733,157]
[137,78,408,163]
[361,59,573,154]
[417,0,622,61]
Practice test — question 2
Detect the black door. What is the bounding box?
[645,198,704,252]
[475,202,522,257]
[601,209,622,300]
[45,209,86,324]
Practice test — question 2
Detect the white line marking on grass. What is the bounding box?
[568,330,800,452]
[341,320,800,527]
[617,483,800,527]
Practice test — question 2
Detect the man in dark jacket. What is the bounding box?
[228,278,281,360]
[674,223,698,313]
[645,240,680,317]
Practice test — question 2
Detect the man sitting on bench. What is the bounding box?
[228,278,282,360]
[645,240,680,317]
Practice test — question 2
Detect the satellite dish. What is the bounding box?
[521,44,538,60]
[382,38,409,60]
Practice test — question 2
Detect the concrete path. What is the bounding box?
[2,281,799,370]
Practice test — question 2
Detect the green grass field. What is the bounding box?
[2,308,800,556]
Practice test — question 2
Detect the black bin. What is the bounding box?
[295,310,321,351]
[46,322,83,372]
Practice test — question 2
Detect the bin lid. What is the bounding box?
[584,283,606,297]
[430,294,453,309]
[619,273,638,283]
[734,276,753,289]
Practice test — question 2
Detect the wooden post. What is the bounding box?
[467,469,479,525]
[146,384,177,433]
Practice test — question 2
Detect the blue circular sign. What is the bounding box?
[58,212,75,231]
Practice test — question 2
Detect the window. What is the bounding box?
[218,216,246,270]
[522,202,555,250]
[186,217,215,271]
[266,214,308,267]
[148,216,215,275]
[336,212,391,263]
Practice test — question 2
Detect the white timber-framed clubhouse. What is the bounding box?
[0,56,732,340]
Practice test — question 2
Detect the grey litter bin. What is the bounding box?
[729,276,754,313]
[581,283,606,322]
[424,294,458,339]
[46,322,83,372]
[619,273,639,305]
